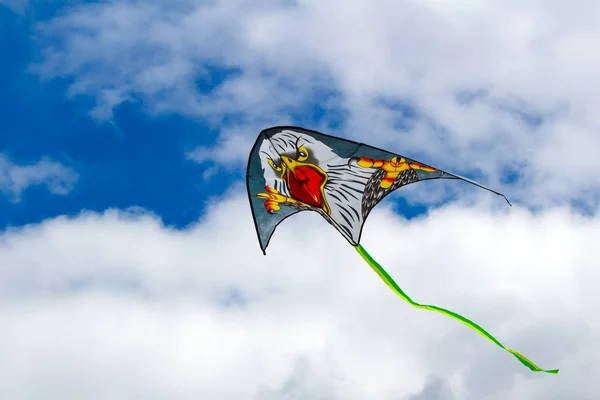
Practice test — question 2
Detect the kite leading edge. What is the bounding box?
[246,126,558,374]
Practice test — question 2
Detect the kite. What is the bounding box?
[246,126,558,374]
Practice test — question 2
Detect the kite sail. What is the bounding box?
[246,126,558,374]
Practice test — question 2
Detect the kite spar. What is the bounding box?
[246,126,558,374]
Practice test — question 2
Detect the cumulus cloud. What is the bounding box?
[0,154,78,201]
[33,0,326,121]
[31,0,600,210]
[1,192,598,399]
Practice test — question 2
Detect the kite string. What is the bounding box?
[354,244,559,375]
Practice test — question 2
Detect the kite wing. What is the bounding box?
[247,126,509,253]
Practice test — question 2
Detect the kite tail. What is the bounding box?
[354,244,559,375]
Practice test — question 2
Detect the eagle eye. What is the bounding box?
[297,145,309,161]
[268,158,282,172]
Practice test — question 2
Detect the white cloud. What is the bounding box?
[0,154,79,201]
[33,0,321,121]
[1,192,598,399]
[32,0,600,210]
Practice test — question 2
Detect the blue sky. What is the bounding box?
[1,0,597,240]
[1,5,245,229]
[0,3,434,231]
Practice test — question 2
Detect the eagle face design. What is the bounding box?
[256,129,371,244]
[265,142,330,214]
[254,128,436,246]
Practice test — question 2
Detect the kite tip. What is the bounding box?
[494,191,512,207]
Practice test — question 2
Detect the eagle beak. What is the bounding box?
[280,155,330,214]
[281,155,297,171]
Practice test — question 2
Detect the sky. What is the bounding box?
[1,0,600,399]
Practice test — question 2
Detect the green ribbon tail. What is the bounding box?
[355,244,559,375]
